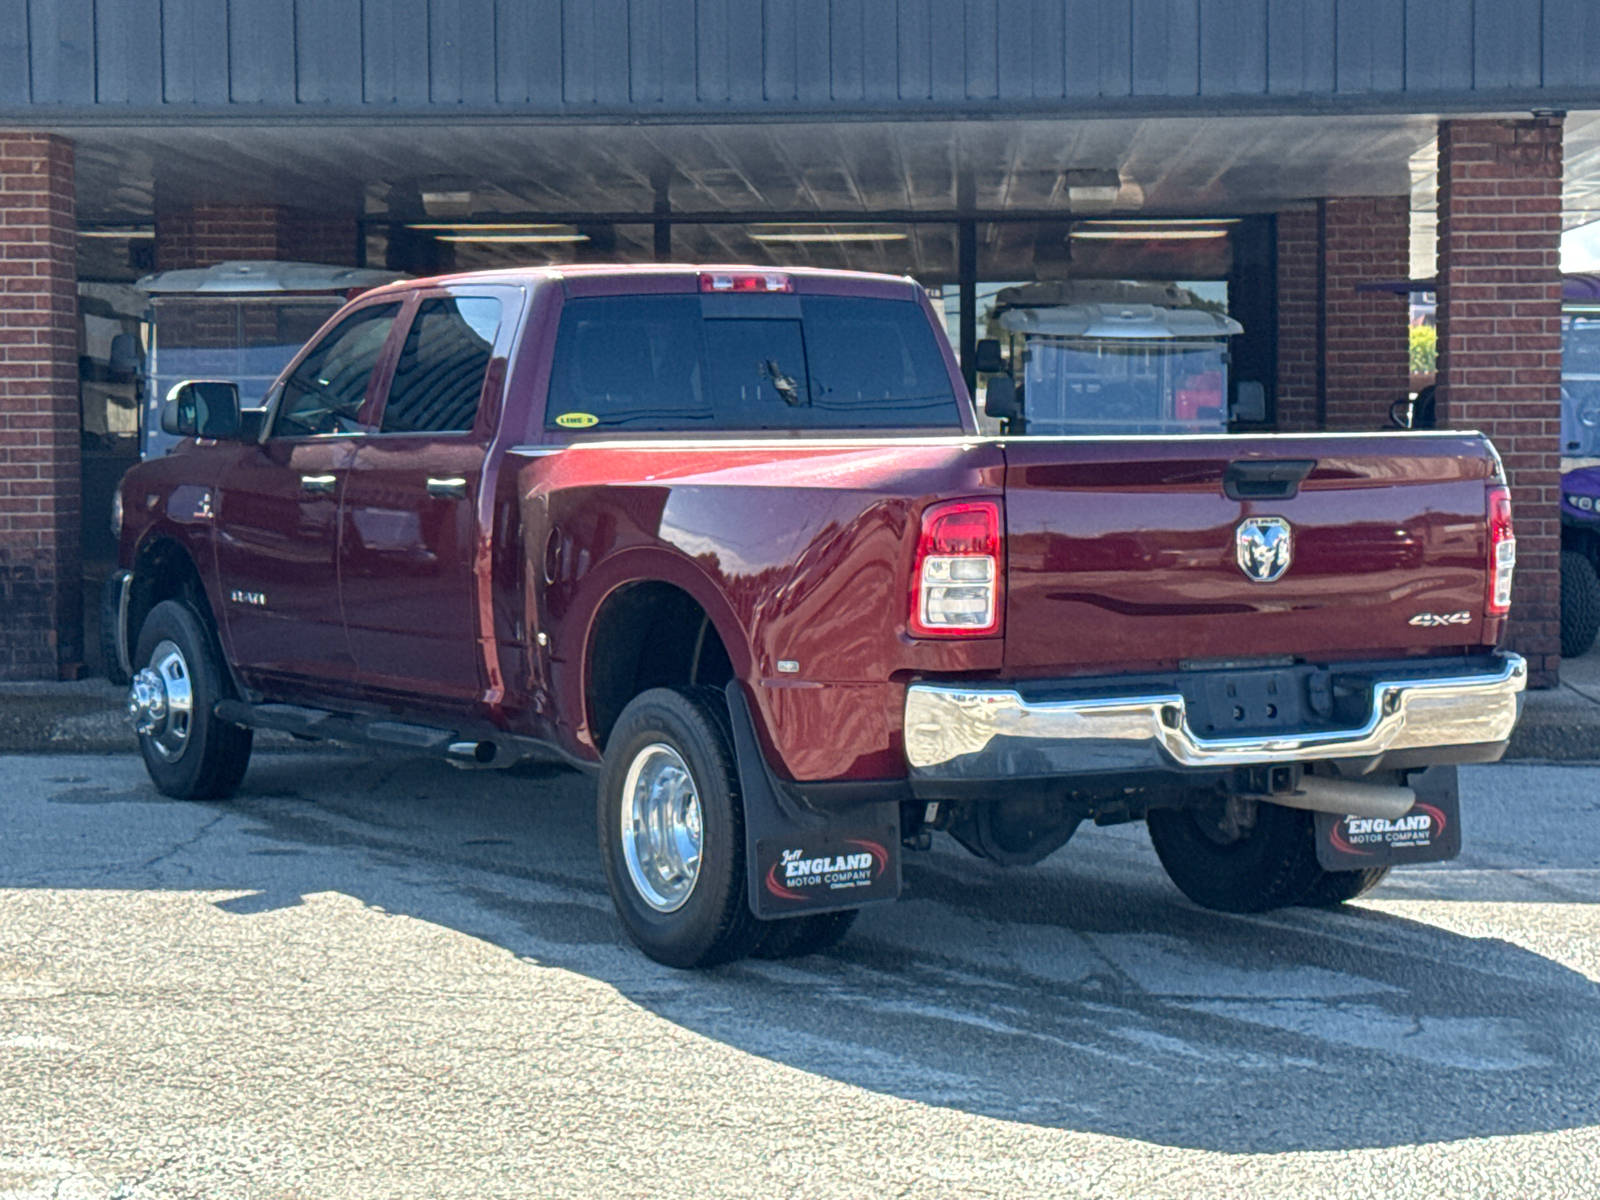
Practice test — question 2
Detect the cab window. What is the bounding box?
[272,303,402,438]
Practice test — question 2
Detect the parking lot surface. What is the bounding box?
[1,752,1597,1198]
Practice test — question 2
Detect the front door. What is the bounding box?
[213,301,403,690]
[339,290,517,707]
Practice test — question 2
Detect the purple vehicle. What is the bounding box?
[1561,275,1600,657]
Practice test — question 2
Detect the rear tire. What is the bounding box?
[1561,549,1600,659]
[598,686,764,969]
[1297,866,1391,907]
[131,600,253,800]
[754,909,859,960]
[1147,800,1325,913]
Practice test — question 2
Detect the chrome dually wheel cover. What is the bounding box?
[129,639,194,762]
[620,743,704,913]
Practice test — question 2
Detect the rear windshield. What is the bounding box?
[545,294,961,433]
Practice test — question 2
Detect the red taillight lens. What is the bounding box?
[910,499,1002,637]
[1487,485,1515,616]
[698,272,794,294]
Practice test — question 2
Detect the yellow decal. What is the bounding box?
[555,412,599,429]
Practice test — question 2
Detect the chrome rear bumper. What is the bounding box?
[904,654,1526,782]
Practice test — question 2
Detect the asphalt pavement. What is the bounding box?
[1,748,1597,1199]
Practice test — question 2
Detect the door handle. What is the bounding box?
[427,477,468,499]
[300,474,338,495]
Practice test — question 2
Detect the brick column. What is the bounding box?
[1322,196,1411,430]
[0,134,80,680]
[155,203,358,270]
[1437,116,1564,687]
[1275,208,1320,432]
[1275,199,1410,432]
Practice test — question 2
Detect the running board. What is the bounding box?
[214,700,503,766]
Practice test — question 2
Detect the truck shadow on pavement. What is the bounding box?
[12,751,1600,1155]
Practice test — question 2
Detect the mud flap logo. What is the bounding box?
[1314,768,1462,871]
[755,828,898,917]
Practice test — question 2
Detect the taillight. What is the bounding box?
[1487,485,1515,616]
[910,499,1002,637]
[698,272,793,293]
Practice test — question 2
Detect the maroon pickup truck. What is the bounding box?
[110,265,1526,967]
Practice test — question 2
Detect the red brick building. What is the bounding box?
[0,2,1594,685]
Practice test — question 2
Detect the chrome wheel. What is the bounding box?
[620,742,704,913]
[129,639,194,763]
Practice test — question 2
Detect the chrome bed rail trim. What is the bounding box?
[904,654,1526,779]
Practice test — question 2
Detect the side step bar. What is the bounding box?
[213,699,520,769]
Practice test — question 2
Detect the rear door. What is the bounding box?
[213,300,403,688]
[339,287,521,707]
[1000,434,1496,675]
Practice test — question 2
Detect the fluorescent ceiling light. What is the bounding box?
[77,228,154,239]
[1071,228,1231,240]
[435,233,590,243]
[1088,218,1241,227]
[407,223,574,232]
[748,229,908,243]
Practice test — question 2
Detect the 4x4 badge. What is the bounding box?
[1236,516,1293,583]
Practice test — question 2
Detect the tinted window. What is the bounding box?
[380,297,502,434]
[547,296,710,430]
[274,303,401,438]
[546,295,960,433]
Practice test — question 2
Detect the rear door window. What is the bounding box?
[546,294,959,433]
[380,296,503,435]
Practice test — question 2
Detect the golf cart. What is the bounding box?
[976,280,1260,437]
[130,260,405,460]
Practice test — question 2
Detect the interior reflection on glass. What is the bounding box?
[1020,339,1229,436]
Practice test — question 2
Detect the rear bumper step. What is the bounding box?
[904,653,1526,785]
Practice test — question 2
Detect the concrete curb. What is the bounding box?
[4,676,1598,761]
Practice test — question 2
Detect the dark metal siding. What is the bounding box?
[7,0,1596,117]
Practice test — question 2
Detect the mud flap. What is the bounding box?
[1314,764,1462,870]
[725,681,901,919]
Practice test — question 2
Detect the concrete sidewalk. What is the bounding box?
[5,645,1598,760]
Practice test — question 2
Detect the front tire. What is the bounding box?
[130,600,253,800]
[1561,549,1600,659]
[598,687,763,969]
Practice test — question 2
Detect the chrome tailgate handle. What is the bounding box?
[427,477,468,499]
[299,474,338,495]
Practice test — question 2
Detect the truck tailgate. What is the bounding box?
[1002,434,1499,675]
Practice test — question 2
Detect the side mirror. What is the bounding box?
[1231,380,1267,424]
[108,333,142,376]
[160,380,242,440]
[974,338,1006,375]
[984,373,1022,421]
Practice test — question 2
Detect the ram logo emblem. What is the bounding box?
[1235,516,1293,583]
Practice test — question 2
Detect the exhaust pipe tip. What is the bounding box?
[447,740,498,766]
[1269,775,1416,821]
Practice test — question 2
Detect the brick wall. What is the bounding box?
[156,204,358,270]
[1437,116,1564,687]
[1322,196,1411,431]
[1276,207,1320,432]
[0,133,80,680]
[1275,199,1409,432]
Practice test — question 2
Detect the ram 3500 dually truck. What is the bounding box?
[110,265,1526,968]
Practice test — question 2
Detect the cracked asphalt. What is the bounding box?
[1,751,1598,1199]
